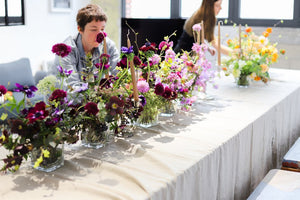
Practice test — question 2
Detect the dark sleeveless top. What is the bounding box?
[174,30,195,53]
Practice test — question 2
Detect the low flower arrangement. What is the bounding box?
[0,82,77,172]
[221,26,285,86]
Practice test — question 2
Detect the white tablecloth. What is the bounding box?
[248,169,300,200]
[1,68,300,200]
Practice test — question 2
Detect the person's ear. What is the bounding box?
[77,26,83,33]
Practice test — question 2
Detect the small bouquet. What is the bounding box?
[222,26,285,86]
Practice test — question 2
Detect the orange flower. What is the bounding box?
[263,31,269,37]
[280,49,286,55]
[227,39,232,46]
[222,67,228,71]
[234,45,240,49]
[266,27,272,33]
[254,76,261,81]
[244,34,248,38]
[272,53,278,62]
[245,27,252,33]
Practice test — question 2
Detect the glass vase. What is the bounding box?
[236,74,250,87]
[81,125,110,149]
[31,143,64,172]
[136,106,159,128]
[115,116,136,138]
[160,100,176,117]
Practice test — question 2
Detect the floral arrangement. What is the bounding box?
[221,26,285,86]
[0,83,77,172]
[0,28,216,172]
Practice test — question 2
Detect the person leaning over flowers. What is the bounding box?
[174,0,232,56]
[50,4,120,86]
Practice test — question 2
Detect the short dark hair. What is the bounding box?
[76,4,107,31]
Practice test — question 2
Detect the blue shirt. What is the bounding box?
[51,33,120,86]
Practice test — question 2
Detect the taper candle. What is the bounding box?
[239,24,242,58]
[127,38,139,102]
[201,21,204,44]
[218,21,221,66]
[103,37,109,78]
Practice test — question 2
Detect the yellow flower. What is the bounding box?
[42,149,50,158]
[34,156,43,168]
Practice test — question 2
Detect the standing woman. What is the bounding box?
[174,0,231,55]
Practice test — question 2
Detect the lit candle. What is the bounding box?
[201,20,204,44]
[127,38,139,102]
[218,21,221,66]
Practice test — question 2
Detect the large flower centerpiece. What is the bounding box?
[221,26,285,86]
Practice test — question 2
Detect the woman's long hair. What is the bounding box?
[184,0,217,42]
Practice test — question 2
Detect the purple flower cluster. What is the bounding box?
[14,83,37,98]
[57,65,73,77]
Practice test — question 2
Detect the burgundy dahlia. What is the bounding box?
[52,43,72,57]
[154,83,164,96]
[49,89,67,102]
[133,56,142,66]
[84,102,99,116]
[162,86,172,99]
[0,85,7,95]
[116,57,128,69]
[96,31,107,43]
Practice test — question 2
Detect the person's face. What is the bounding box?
[214,0,222,16]
[78,19,106,49]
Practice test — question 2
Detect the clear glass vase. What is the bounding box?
[236,74,250,87]
[136,106,159,128]
[115,116,136,138]
[160,100,176,117]
[81,125,110,149]
[31,143,64,172]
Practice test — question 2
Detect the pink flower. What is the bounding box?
[149,54,161,65]
[192,23,202,32]
[165,49,176,61]
[158,41,173,51]
[137,80,150,93]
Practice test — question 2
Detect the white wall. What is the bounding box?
[0,0,90,74]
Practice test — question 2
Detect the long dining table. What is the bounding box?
[1,68,300,200]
